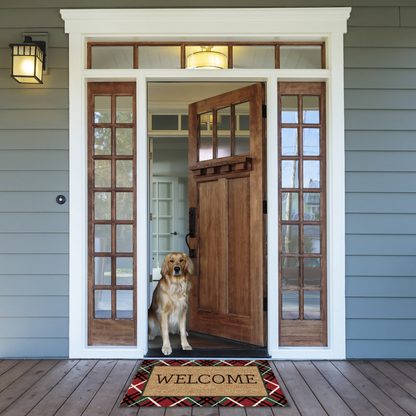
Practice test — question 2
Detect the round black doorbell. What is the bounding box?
[56,195,66,205]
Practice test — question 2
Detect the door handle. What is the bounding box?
[170,232,178,235]
[186,207,196,258]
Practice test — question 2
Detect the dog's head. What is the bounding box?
[161,252,194,278]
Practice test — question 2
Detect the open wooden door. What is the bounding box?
[187,83,266,346]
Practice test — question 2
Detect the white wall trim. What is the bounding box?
[62,8,350,360]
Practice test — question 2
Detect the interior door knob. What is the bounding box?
[170,231,178,235]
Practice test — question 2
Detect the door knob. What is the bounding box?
[170,232,178,235]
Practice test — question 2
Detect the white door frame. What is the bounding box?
[61,7,350,360]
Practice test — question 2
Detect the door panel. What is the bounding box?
[188,83,266,346]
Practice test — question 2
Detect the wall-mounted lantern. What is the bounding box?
[9,36,47,84]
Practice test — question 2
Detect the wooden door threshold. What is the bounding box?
[145,348,270,359]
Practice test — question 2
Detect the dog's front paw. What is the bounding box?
[182,344,192,351]
[162,345,172,355]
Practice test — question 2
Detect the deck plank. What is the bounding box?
[139,407,166,416]
[352,361,416,416]
[332,361,409,416]
[192,407,219,416]
[389,361,416,383]
[273,361,327,416]
[269,361,301,415]
[0,360,20,377]
[27,360,98,416]
[219,408,246,416]
[0,360,40,394]
[0,359,59,414]
[166,407,194,416]
[1,360,79,416]
[313,361,382,416]
[246,408,273,416]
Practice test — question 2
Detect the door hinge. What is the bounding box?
[149,152,153,160]
[149,213,153,221]
[262,104,267,118]
[263,297,267,312]
[263,200,267,214]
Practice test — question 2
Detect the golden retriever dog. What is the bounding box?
[148,252,194,356]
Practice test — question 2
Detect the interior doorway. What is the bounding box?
[147,82,268,358]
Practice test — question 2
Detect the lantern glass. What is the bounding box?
[10,40,44,84]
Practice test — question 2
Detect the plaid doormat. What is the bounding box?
[120,359,288,407]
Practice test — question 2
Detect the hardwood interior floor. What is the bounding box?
[0,359,416,415]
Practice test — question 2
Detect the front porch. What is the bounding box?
[0,359,415,415]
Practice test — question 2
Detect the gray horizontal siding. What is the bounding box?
[0,254,69,275]
[347,320,416,339]
[0,111,69,130]
[0,192,69,212]
[345,131,416,151]
[0,234,69,253]
[347,340,416,359]
[0,151,68,170]
[0,338,69,359]
[345,90,416,110]
[348,7,399,26]
[0,69,69,88]
[346,193,416,214]
[0,171,68,191]
[345,69,416,89]
[346,256,416,277]
[0,317,69,337]
[0,131,68,150]
[346,152,416,171]
[0,296,68,317]
[346,298,416,319]
[347,276,416,297]
[0,213,68,232]
[346,172,416,192]
[346,214,416,235]
[0,89,69,109]
[0,276,68,295]
[346,235,416,256]
[345,48,416,69]
[0,47,69,69]
[401,7,416,26]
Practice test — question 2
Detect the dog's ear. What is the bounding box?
[161,255,170,277]
[184,254,194,276]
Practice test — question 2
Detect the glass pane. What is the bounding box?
[282,225,299,253]
[303,161,320,189]
[158,182,172,198]
[139,46,181,69]
[159,217,173,233]
[181,115,189,130]
[281,128,298,156]
[304,291,321,319]
[152,115,178,130]
[186,45,228,69]
[94,96,111,123]
[159,200,172,216]
[282,192,299,220]
[233,45,275,69]
[217,107,231,158]
[159,235,173,251]
[116,96,133,123]
[152,182,157,198]
[91,46,133,69]
[116,160,133,188]
[281,160,299,188]
[303,128,320,156]
[152,252,157,269]
[235,136,250,155]
[116,257,133,285]
[199,137,212,161]
[116,290,133,318]
[116,128,133,155]
[280,45,322,69]
[304,225,321,254]
[94,128,111,155]
[94,160,111,188]
[95,192,111,220]
[153,235,157,251]
[158,253,169,268]
[281,96,298,124]
[282,291,299,319]
[116,192,133,220]
[304,258,321,286]
[303,96,320,124]
[282,257,299,286]
[235,102,250,155]
[94,225,111,253]
[116,225,133,252]
[152,199,157,216]
[95,257,111,285]
[304,193,320,221]
[95,290,111,318]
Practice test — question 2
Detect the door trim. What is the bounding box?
[62,7,350,360]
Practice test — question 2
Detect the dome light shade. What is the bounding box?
[186,46,227,69]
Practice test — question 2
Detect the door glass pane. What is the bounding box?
[159,235,173,251]
[95,225,111,252]
[116,128,133,155]
[158,182,172,198]
[217,106,231,158]
[304,225,320,254]
[95,192,111,220]
[116,160,133,188]
[282,225,299,253]
[94,128,111,155]
[303,161,320,189]
[159,200,172,216]
[116,192,133,220]
[139,46,181,69]
[282,192,299,220]
[281,128,298,155]
[281,96,298,124]
[235,102,250,155]
[233,45,275,69]
[152,199,157,216]
[281,160,299,188]
[303,128,320,156]
[185,45,228,69]
[282,258,299,286]
[94,160,111,188]
[116,96,133,123]
[304,193,320,221]
[116,290,133,318]
[91,46,133,69]
[95,290,111,318]
[280,45,322,69]
[152,115,178,130]
[94,96,111,123]
[304,258,321,286]
[304,291,321,319]
[116,257,133,285]
[116,225,133,252]
[95,257,111,285]
[159,217,173,233]
[199,112,213,161]
[282,291,299,319]
[303,96,320,124]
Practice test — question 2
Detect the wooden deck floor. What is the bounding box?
[0,359,416,415]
